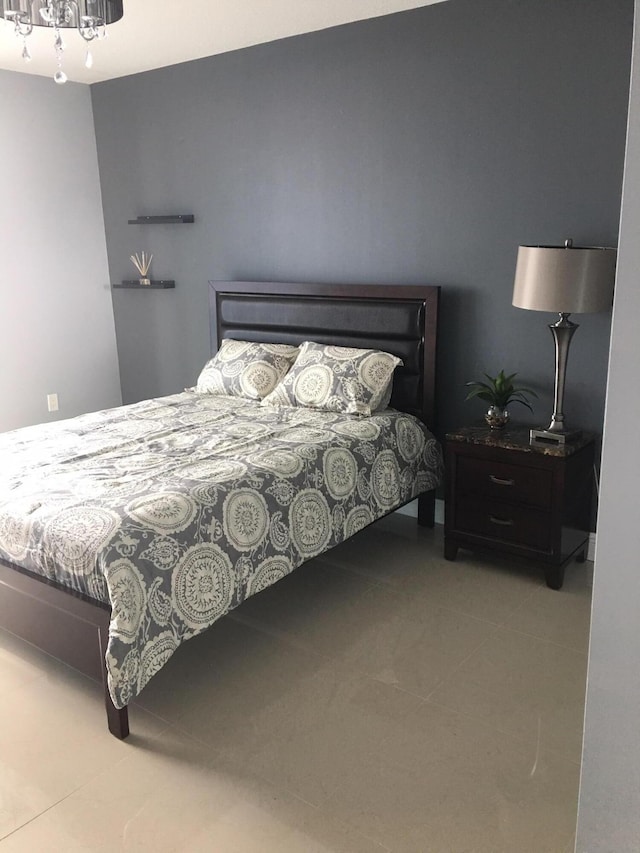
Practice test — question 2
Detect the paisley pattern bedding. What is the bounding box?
[261,341,402,416]
[0,392,443,708]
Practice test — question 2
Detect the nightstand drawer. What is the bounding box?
[455,496,552,551]
[456,455,553,509]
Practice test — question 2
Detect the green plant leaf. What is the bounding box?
[465,369,537,410]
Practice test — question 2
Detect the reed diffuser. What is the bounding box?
[130,251,153,285]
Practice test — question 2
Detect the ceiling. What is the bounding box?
[0,0,447,84]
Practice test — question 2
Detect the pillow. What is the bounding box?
[261,341,402,416]
[194,340,299,400]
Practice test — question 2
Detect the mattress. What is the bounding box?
[0,392,443,707]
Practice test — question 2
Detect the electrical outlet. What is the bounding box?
[47,393,59,413]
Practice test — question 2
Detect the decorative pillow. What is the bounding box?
[194,340,299,400]
[261,341,402,416]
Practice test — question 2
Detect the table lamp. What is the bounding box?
[512,239,616,444]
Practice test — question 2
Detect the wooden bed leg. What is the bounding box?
[98,627,130,739]
[417,491,436,528]
[105,688,129,739]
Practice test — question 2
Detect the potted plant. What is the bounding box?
[465,370,537,430]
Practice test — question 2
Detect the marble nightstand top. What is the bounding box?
[446,425,595,458]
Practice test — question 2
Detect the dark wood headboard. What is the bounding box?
[208,281,440,431]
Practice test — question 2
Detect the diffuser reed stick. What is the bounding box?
[130,251,153,284]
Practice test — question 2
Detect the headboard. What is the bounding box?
[208,281,440,431]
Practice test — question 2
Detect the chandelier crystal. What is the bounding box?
[0,1,123,83]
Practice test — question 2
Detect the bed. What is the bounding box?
[0,280,441,739]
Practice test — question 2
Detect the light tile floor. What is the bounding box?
[0,515,591,852]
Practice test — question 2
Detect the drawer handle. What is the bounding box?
[489,515,514,527]
[489,474,515,487]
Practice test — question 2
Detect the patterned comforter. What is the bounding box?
[0,392,443,708]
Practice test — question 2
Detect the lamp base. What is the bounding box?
[530,427,583,446]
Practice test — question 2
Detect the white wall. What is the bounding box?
[0,70,121,432]
[576,4,640,850]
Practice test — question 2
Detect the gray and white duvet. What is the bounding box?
[0,392,443,708]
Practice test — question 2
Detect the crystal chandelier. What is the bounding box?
[0,1,123,83]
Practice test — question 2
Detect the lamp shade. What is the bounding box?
[513,243,616,314]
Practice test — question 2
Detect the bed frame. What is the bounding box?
[0,280,439,739]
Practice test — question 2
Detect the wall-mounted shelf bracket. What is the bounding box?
[127,215,194,224]
[114,280,176,289]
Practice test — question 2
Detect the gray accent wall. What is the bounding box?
[576,2,640,848]
[0,71,121,432]
[92,0,632,440]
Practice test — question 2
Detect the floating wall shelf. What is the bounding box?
[114,280,176,289]
[127,215,195,225]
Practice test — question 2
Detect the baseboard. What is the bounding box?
[588,532,596,562]
[396,498,444,525]
[396,500,597,561]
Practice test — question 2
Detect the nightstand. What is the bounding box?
[444,426,595,589]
